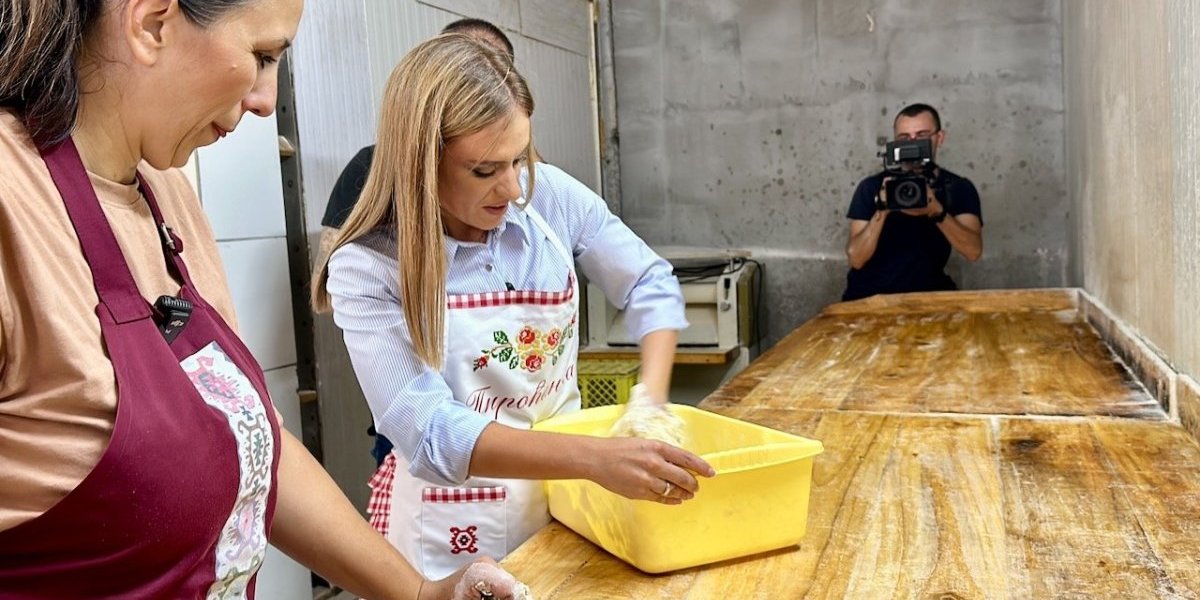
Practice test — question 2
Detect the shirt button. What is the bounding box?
[485,264,493,272]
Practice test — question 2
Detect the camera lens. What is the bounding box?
[895,181,922,208]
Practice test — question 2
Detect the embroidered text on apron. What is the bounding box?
[368,206,580,578]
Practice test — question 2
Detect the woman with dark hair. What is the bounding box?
[0,1,526,598]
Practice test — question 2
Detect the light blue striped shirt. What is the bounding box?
[327,163,687,485]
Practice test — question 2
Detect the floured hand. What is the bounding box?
[439,561,532,600]
[608,383,687,447]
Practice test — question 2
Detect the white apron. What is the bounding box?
[369,206,581,579]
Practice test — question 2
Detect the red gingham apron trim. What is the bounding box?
[366,453,397,537]
[447,274,574,310]
[422,486,507,504]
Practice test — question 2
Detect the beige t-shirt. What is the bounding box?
[0,111,239,531]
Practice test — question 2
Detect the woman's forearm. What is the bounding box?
[637,328,678,402]
[269,430,426,600]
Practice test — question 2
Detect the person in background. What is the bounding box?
[0,0,525,597]
[322,18,514,237]
[319,17,517,468]
[843,103,984,301]
[313,34,712,579]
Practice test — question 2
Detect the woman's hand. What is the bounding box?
[588,436,714,505]
[609,383,686,446]
[421,559,532,600]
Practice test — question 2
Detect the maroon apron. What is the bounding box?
[0,138,281,598]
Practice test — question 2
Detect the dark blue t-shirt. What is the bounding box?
[843,167,981,301]
[321,145,376,228]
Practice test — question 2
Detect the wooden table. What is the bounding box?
[502,290,1200,598]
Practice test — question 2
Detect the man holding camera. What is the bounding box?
[843,103,983,301]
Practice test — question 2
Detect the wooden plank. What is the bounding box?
[505,291,1200,598]
[703,306,1163,419]
[504,411,1200,599]
[822,288,1077,316]
[998,417,1200,598]
[1089,418,1200,596]
[789,412,1007,599]
[579,345,737,365]
[508,411,1011,599]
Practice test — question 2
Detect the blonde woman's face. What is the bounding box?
[438,110,531,243]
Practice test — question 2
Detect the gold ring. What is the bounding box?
[661,481,673,497]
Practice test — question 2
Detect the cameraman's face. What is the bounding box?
[894,112,944,166]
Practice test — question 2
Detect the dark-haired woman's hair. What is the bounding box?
[0,0,251,148]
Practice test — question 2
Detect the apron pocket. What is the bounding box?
[420,486,508,579]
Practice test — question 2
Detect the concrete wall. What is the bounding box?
[610,0,1067,345]
[1063,0,1199,383]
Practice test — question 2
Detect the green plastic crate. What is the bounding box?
[577,359,640,408]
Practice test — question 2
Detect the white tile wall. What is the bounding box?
[518,0,592,55]
[418,0,520,30]
[197,113,288,240]
[216,238,298,371]
[365,1,456,110]
[265,366,302,436]
[363,0,600,192]
[258,545,310,600]
[290,0,376,232]
[514,32,601,191]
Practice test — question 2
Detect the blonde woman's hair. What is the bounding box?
[312,34,536,370]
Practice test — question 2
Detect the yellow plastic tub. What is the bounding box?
[532,404,823,573]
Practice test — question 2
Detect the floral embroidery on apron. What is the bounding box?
[473,314,577,372]
[367,205,581,579]
[182,342,275,598]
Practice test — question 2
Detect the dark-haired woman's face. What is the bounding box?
[143,0,302,169]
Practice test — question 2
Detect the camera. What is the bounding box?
[884,175,928,210]
[879,138,937,210]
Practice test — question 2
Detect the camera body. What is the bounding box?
[879,138,940,210]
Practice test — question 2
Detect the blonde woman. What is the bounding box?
[313,34,714,578]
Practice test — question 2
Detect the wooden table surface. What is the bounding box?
[502,290,1200,599]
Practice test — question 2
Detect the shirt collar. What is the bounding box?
[442,205,531,260]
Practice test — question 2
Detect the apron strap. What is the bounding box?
[522,206,573,268]
[136,172,196,288]
[521,205,578,298]
[40,138,150,324]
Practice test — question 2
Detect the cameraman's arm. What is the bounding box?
[937,213,982,261]
[846,211,888,270]
[929,179,984,261]
[845,177,889,270]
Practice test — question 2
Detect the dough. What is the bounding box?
[608,384,687,447]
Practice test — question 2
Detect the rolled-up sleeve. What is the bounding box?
[327,241,492,485]
[535,165,688,339]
